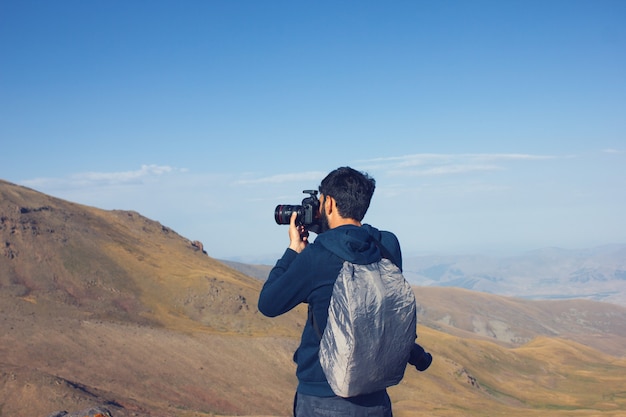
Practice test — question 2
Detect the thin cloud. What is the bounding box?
[361,152,555,164]
[71,164,179,183]
[21,164,184,189]
[235,171,326,185]
[358,153,558,177]
[389,164,502,177]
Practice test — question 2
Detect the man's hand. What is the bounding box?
[288,211,309,253]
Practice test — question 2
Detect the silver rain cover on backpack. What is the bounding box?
[319,258,417,398]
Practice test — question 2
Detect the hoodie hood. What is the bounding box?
[315,224,382,265]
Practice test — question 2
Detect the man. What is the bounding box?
[258,166,431,417]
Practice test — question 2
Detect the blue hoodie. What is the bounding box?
[258,224,402,397]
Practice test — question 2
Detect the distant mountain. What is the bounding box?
[219,259,272,281]
[403,245,626,306]
[412,286,626,357]
[2,179,626,417]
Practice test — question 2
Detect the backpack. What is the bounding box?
[314,246,417,398]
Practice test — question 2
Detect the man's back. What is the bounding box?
[259,224,403,397]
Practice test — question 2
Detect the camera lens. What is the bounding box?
[274,205,303,225]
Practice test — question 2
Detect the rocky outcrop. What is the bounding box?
[191,239,207,254]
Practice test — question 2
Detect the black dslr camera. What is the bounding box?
[274,190,321,233]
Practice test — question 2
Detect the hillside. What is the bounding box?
[0,179,298,335]
[1,179,626,417]
[413,286,626,357]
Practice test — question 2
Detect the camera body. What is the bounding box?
[275,190,320,231]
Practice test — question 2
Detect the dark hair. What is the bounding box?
[318,166,376,221]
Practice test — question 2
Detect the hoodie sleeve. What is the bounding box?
[258,248,315,317]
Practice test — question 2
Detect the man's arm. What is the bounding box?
[408,343,432,371]
[258,212,311,317]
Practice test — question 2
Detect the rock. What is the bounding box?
[46,406,113,417]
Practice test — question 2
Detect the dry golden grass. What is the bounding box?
[390,327,626,417]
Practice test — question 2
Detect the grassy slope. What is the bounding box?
[391,327,626,417]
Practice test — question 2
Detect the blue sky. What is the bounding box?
[1,1,625,263]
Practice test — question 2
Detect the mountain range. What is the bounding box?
[401,245,626,306]
[1,178,626,417]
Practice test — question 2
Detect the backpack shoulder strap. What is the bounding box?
[309,304,323,339]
